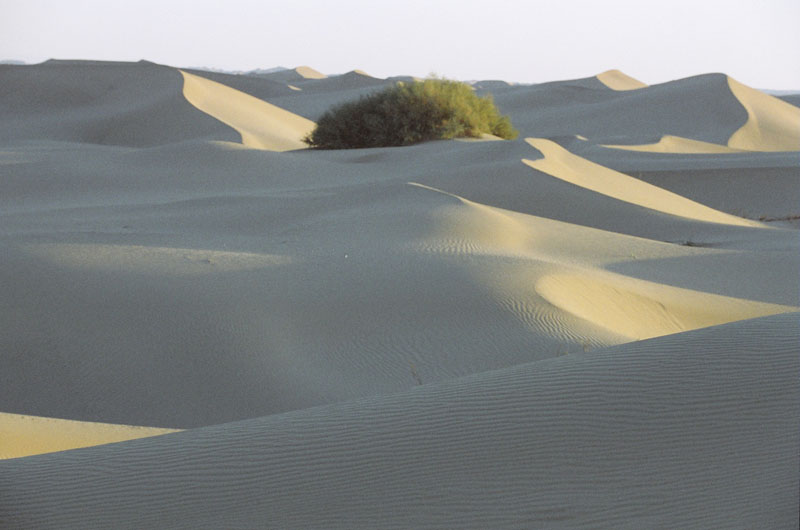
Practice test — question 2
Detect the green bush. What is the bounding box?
[303,78,518,149]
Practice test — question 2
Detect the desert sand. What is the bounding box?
[0,59,797,528]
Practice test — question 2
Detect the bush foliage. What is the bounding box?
[303,78,518,149]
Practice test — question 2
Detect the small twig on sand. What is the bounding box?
[409,362,423,386]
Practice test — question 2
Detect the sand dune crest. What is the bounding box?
[601,134,742,153]
[180,70,315,150]
[294,66,326,79]
[595,69,648,91]
[523,138,763,227]
[726,77,800,151]
[410,184,795,343]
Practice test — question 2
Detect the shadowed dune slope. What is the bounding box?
[0,61,315,150]
[0,413,179,459]
[302,69,384,92]
[0,60,240,146]
[1,313,796,529]
[595,78,800,152]
[495,73,751,145]
[2,137,795,428]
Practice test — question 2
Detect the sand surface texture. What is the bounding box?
[1,60,798,528]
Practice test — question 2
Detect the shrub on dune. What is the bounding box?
[303,78,518,149]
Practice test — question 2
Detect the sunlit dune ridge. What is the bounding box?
[595,69,648,91]
[726,76,800,151]
[411,183,796,342]
[180,70,315,151]
[523,138,763,227]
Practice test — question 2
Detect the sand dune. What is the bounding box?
[535,270,794,340]
[250,65,327,83]
[0,413,178,459]
[0,60,240,146]
[726,76,800,151]
[495,73,751,146]
[1,60,798,528]
[523,138,762,226]
[408,183,795,340]
[1,314,796,529]
[180,70,315,150]
[595,69,648,90]
[182,67,300,99]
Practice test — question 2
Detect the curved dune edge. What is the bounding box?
[601,135,743,154]
[294,66,326,79]
[0,412,179,459]
[727,77,800,151]
[523,138,763,227]
[23,243,294,275]
[179,70,315,151]
[595,69,648,91]
[408,184,796,343]
[408,182,543,258]
[536,271,797,341]
[410,181,700,266]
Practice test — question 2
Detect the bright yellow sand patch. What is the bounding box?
[180,70,315,151]
[727,77,800,151]
[602,135,743,154]
[294,66,326,79]
[25,243,293,275]
[0,412,179,459]
[536,271,797,341]
[596,70,648,91]
[523,138,762,227]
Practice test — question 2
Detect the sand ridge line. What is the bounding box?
[726,76,800,151]
[595,69,648,91]
[179,70,315,151]
[600,134,744,154]
[523,138,764,227]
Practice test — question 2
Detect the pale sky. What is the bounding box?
[2,0,799,88]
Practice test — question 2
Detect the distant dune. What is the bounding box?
[0,60,797,528]
[595,69,648,90]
